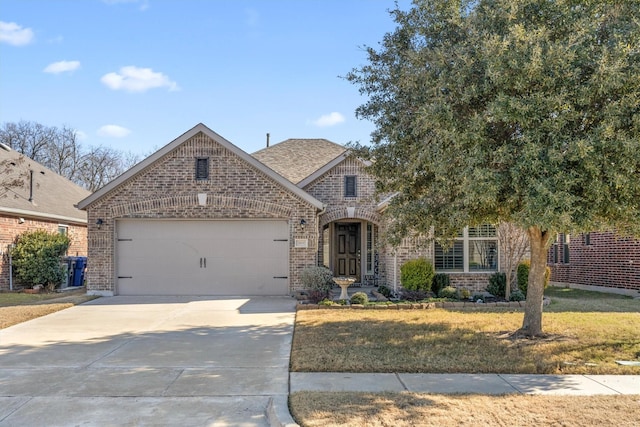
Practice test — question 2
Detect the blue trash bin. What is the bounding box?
[72,257,87,286]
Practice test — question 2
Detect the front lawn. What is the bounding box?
[0,289,98,329]
[289,393,640,427]
[290,287,640,426]
[291,286,640,375]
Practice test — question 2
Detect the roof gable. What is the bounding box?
[77,124,324,210]
[0,144,90,223]
[252,138,347,184]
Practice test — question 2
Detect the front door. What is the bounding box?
[334,223,361,281]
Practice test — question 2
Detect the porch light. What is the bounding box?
[299,219,306,230]
[96,218,104,229]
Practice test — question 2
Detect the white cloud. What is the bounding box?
[97,125,131,138]
[0,21,35,46]
[43,60,80,74]
[101,66,179,93]
[310,112,346,127]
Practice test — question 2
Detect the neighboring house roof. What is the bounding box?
[77,123,325,211]
[0,144,90,224]
[252,138,347,185]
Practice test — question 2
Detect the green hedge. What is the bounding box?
[400,258,435,292]
[11,230,70,290]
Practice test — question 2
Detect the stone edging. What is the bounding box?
[297,300,526,310]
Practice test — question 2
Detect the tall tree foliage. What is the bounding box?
[347,0,640,336]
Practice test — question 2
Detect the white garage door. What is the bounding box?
[116,220,290,296]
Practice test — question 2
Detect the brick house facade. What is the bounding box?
[548,231,640,296]
[78,124,505,296]
[1,145,89,290]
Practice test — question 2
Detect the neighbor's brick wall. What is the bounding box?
[0,214,87,290]
[84,131,318,295]
[549,231,640,293]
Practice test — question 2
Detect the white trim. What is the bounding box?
[0,207,87,225]
[78,123,324,211]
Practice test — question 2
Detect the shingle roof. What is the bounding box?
[252,138,347,184]
[0,145,90,223]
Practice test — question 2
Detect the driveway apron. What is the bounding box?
[0,296,297,426]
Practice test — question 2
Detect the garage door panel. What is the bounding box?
[116,220,289,296]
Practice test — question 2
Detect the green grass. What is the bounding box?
[544,286,639,312]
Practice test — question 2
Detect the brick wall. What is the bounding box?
[83,131,318,295]
[304,158,512,294]
[549,231,640,294]
[304,158,387,283]
[379,235,497,294]
[0,214,87,290]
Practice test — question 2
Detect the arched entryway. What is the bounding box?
[319,208,381,285]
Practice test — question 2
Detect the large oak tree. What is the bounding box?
[347,0,640,336]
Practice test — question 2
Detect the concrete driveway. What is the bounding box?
[0,296,298,426]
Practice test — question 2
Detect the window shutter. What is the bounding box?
[344,176,357,197]
[196,158,209,180]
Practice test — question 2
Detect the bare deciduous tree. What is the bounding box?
[497,222,529,301]
[1,121,139,192]
[0,153,27,198]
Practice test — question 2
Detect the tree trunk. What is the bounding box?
[520,226,552,337]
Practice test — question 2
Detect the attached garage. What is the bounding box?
[116,219,290,296]
[78,124,324,297]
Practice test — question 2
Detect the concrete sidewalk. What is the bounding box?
[290,372,640,395]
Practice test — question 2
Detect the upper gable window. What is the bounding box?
[344,175,357,197]
[195,158,209,180]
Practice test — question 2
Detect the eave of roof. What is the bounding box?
[77,123,325,211]
[0,145,90,223]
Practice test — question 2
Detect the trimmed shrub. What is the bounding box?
[431,273,450,297]
[350,292,369,305]
[486,272,507,298]
[438,286,458,300]
[517,261,551,295]
[509,289,526,301]
[300,266,334,303]
[459,288,471,300]
[11,230,70,291]
[400,258,435,292]
[517,261,530,292]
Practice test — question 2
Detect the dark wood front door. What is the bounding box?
[334,223,360,281]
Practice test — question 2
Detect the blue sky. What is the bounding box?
[1,0,409,156]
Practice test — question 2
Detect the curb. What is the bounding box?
[267,396,299,427]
